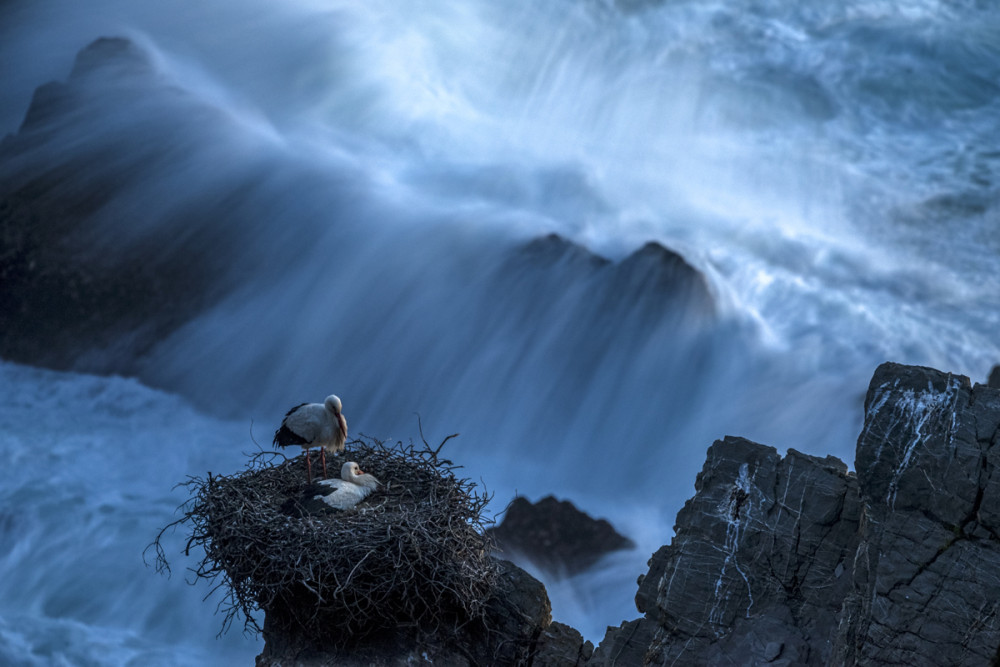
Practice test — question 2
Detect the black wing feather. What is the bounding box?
[273,403,310,448]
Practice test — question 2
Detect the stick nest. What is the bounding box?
[149,435,500,646]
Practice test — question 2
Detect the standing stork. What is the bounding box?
[273,394,348,483]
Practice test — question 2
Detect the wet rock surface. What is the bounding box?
[2,40,715,386]
[0,37,237,370]
[503,233,716,335]
[488,495,635,578]
[831,363,1000,666]
[593,362,1000,666]
[633,437,861,665]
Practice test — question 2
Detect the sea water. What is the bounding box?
[2,0,999,661]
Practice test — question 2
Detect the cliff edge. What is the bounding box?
[160,362,1000,665]
[598,362,1000,666]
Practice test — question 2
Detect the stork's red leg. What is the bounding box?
[321,449,329,479]
[306,451,313,484]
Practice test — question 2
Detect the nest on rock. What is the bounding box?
[149,435,500,646]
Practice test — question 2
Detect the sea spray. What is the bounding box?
[1,0,999,662]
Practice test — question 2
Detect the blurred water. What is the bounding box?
[0,362,260,664]
[2,0,1000,660]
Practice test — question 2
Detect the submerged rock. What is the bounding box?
[488,495,635,578]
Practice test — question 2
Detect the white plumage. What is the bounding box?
[313,462,380,509]
[273,394,348,482]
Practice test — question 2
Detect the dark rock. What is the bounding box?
[256,559,552,667]
[495,233,714,343]
[0,37,239,370]
[989,363,1000,388]
[508,234,715,323]
[515,233,611,274]
[633,437,859,665]
[614,362,1000,666]
[589,618,657,666]
[19,38,155,132]
[488,495,635,578]
[763,641,783,662]
[830,363,1000,666]
[2,37,717,401]
[2,36,715,394]
[472,559,553,665]
[251,362,1000,665]
[610,240,714,320]
[533,621,593,667]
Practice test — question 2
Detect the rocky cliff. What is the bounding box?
[593,362,1000,666]
[248,362,1000,666]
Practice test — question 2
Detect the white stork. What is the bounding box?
[273,394,347,483]
[311,462,380,509]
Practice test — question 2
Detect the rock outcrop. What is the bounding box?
[0,37,235,369]
[502,233,716,334]
[633,439,861,665]
[255,559,592,667]
[217,363,1000,665]
[488,495,635,578]
[2,40,715,387]
[832,363,1000,665]
[593,362,1000,666]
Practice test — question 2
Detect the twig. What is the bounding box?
[147,433,499,646]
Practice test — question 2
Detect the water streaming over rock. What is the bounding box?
[2,0,999,661]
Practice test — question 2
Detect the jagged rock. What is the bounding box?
[496,233,714,344]
[533,621,594,667]
[830,363,1000,665]
[2,37,714,386]
[989,363,1000,388]
[611,362,1000,666]
[488,495,635,578]
[515,233,611,274]
[631,437,860,665]
[508,234,713,324]
[499,232,714,336]
[474,558,553,665]
[255,559,553,667]
[18,37,156,133]
[589,618,657,666]
[260,362,998,665]
[607,240,715,323]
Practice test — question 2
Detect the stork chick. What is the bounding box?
[311,462,380,510]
